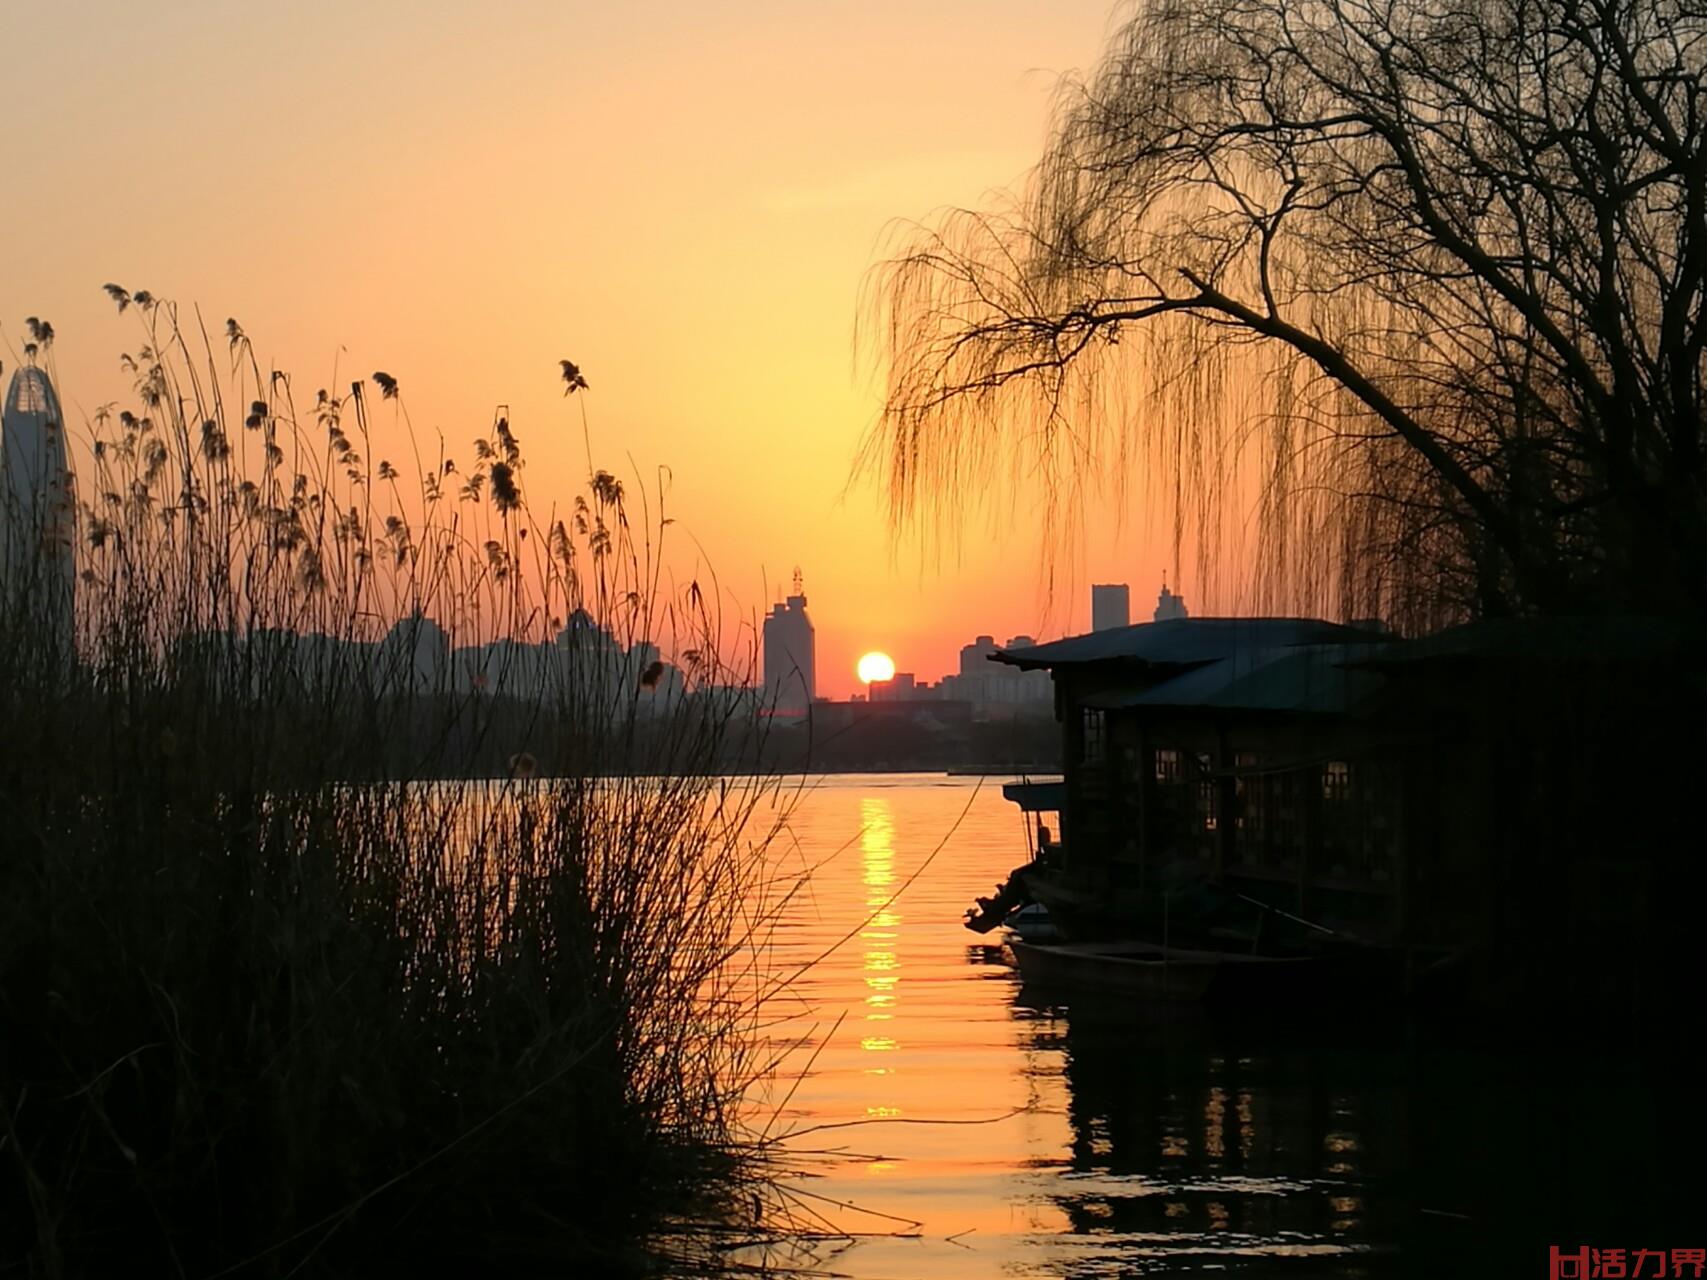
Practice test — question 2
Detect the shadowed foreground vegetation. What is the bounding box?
[0,301,796,1275]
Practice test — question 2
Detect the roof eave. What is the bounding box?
[990,652,1217,674]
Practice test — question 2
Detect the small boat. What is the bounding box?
[963,777,1067,933]
[1008,938,1312,1002]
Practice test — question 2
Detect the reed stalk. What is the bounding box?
[0,297,792,1275]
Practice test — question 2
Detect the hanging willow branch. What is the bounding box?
[865,0,1707,630]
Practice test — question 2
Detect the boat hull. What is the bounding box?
[1008,938,1309,1002]
[1005,903,1062,943]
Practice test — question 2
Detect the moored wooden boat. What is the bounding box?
[1008,938,1312,1002]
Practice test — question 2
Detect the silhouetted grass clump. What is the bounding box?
[0,298,789,1275]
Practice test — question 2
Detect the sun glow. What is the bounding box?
[857,651,897,684]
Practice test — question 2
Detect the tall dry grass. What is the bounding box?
[0,296,793,1276]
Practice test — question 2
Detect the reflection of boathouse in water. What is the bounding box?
[973,614,1703,1011]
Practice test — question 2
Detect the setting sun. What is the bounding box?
[856,651,897,685]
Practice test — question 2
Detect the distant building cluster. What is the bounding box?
[1097,578,1191,626]
[1,373,1205,747]
[872,634,1052,716]
[753,574,1200,724]
[184,607,688,711]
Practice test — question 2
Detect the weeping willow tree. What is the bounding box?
[869,0,1707,629]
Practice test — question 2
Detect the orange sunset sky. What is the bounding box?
[1,0,1223,698]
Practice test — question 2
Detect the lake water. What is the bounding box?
[745,773,1696,1279]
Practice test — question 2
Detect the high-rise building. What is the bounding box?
[959,634,998,678]
[1154,579,1189,622]
[762,568,816,713]
[1091,583,1131,631]
[951,634,997,704]
[2,363,75,655]
[999,636,1053,706]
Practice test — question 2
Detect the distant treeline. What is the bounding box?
[761,710,1061,775]
[136,682,1064,780]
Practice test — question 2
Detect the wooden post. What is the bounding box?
[1136,716,1155,893]
[1217,723,1235,877]
[1393,745,1409,944]
[1060,673,1079,860]
[1301,748,1322,919]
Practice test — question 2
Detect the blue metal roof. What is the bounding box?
[991,617,1387,671]
[1084,644,1392,716]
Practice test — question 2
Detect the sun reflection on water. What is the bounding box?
[858,798,902,1068]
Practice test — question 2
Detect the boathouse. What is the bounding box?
[993,618,1399,940]
[990,614,1704,1011]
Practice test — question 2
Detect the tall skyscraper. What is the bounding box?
[2,363,75,655]
[1091,583,1131,631]
[762,568,815,714]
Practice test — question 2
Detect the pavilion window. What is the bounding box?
[1272,769,1305,871]
[1232,752,1266,867]
[1323,760,1352,803]
[1154,747,1181,783]
[1081,708,1107,766]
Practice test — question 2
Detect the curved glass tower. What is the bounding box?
[3,364,75,657]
